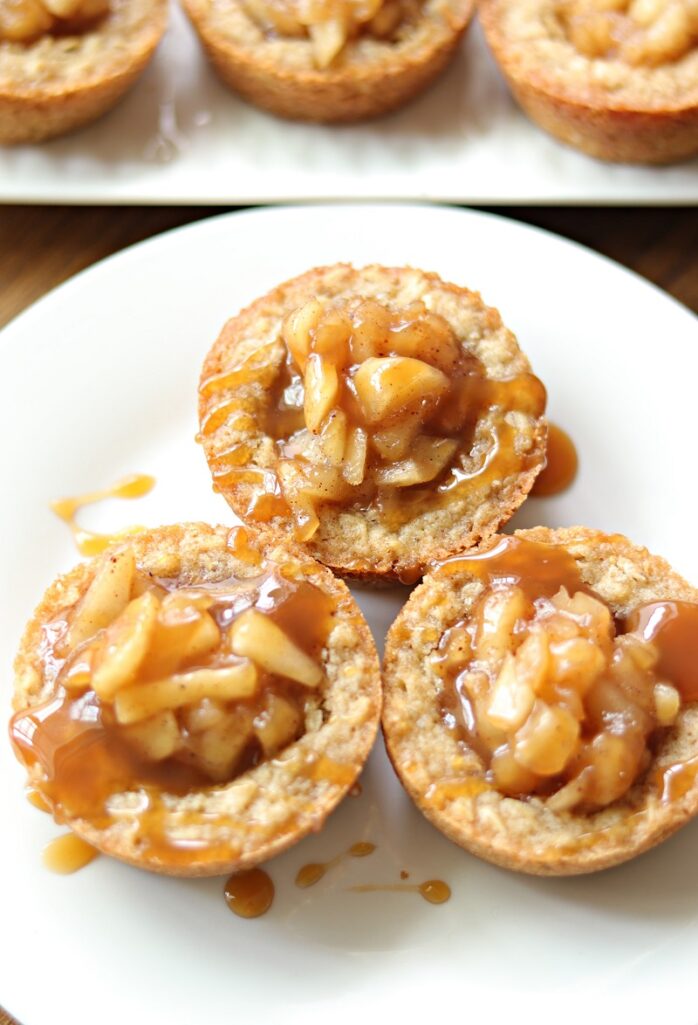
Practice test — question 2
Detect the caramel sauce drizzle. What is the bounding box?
[531,423,578,497]
[50,474,155,556]
[433,535,698,804]
[295,840,376,888]
[42,833,99,874]
[10,558,337,865]
[349,880,451,905]
[224,868,275,918]
[657,755,698,803]
[199,317,547,534]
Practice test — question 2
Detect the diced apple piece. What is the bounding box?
[551,587,613,649]
[312,309,350,367]
[475,586,528,664]
[352,356,449,424]
[514,630,550,696]
[114,662,258,724]
[374,436,457,487]
[546,770,592,813]
[286,489,320,542]
[0,0,52,41]
[653,682,680,727]
[121,710,179,762]
[342,426,368,486]
[180,698,227,735]
[371,419,420,461]
[308,17,346,68]
[490,745,539,796]
[486,654,536,731]
[302,463,351,501]
[304,355,339,434]
[513,700,580,776]
[254,692,303,757]
[320,409,348,467]
[181,709,254,781]
[282,298,323,372]
[230,608,323,687]
[139,607,220,679]
[91,590,160,700]
[42,0,82,16]
[548,637,605,695]
[389,313,461,374]
[350,300,392,363]
[64,548,135,652]
[582,730,644,807]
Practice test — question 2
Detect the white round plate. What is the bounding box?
[1,204,697,1025]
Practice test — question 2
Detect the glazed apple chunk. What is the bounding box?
[275,296,480,540]
[0,0,109,42]
[438,582,682,811]
[557,0,698,66]
[54,546,323,783]
[240,0,420,69]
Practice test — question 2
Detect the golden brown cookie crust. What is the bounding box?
[0,0,167,144]
[478,0,698,164]
[382,526,698,875]
[12,523,382,876]
[182,0,474,121]
[198,263,547,583]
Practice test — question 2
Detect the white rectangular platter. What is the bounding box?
[1,9,697,205]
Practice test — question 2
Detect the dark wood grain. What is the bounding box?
[0,206,696,330]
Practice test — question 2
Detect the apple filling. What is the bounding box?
[435,538,693,813]
[557,0,698,66]
[10,536,335,822]
[0,0,108,42]
[240,0,420,68]
[203,295,544,542]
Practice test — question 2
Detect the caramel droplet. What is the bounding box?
[42,834,98,874]
[531,423,578,497]
[348,841,376,858]
[224,868,274,918]
[295,863,327,888]
[418,879,451,904]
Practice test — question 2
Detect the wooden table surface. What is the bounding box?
[0,202,696,1025]
[0,205,697,330]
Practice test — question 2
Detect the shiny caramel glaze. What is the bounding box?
[295,839,376,887]
[435,535,698,811]
[531,423,578,497]
[658,754,698,803]
[42,833,98,874]
[625,600,698,701]
[349,879,451,903]
[224,867,274,917]
[10,546,335,857]
[51,473,155,556]
[198,275,547,567]
[26,786,51,812]
[241,315,546,535]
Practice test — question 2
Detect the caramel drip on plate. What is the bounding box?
[42,834,98,874]
[295,840,376,888]
[531,423,578,497]
[224,868,275,918]
[50,473,155,555]
[349,880,451,905]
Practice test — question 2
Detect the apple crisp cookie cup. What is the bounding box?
[478,0,698,164]
[0,0,168,144]
[198,263,548,584]
[182,0,474,122]
[10,522,382,876]
[382,526,698,875]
